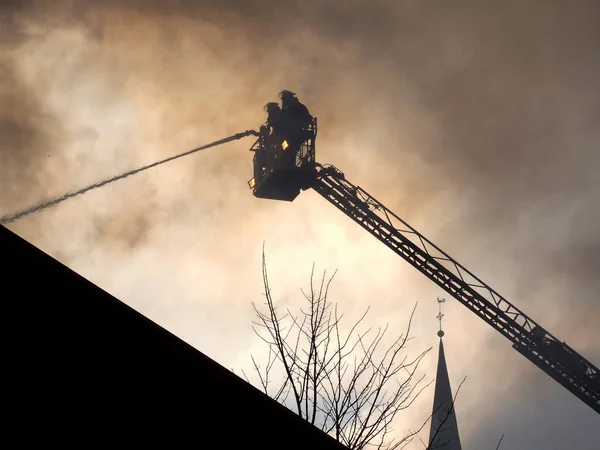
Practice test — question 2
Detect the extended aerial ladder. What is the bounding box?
[0,92,596,414]
[247,106,600,415]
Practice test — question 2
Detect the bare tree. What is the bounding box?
[244,249,432,450]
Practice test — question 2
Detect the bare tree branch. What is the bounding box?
[246,250,434,449]
[495,434,505,450]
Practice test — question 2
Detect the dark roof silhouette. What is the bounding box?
[2,225,347,448]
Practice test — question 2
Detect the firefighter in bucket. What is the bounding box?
[249,91,315,200]
[277,90,313,168]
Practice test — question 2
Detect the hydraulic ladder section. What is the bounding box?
[310,164,600,414]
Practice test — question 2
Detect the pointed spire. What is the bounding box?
[428,298,462,450]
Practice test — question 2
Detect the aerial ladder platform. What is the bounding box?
[247,96,600,415]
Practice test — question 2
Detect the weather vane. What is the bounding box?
[436,297,446,337]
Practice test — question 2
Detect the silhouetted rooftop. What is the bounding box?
[2,225,347,448]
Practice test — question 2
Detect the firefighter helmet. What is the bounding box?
[279,90,296,101]
[264,102,280,113]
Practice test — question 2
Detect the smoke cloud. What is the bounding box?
[2,1,599,448]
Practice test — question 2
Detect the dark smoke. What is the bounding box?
[1,30,64,209]
[1,1,599,448]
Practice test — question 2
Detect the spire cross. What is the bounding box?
[436,297,446,337]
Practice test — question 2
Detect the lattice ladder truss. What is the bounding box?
[310,164,600,414]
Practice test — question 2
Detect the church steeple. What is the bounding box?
[428,298,462,450]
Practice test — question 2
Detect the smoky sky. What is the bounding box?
[2,1,599,448]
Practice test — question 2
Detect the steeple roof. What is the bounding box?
[428,300,462,450]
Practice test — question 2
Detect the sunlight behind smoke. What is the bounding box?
[2,1,599,448]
